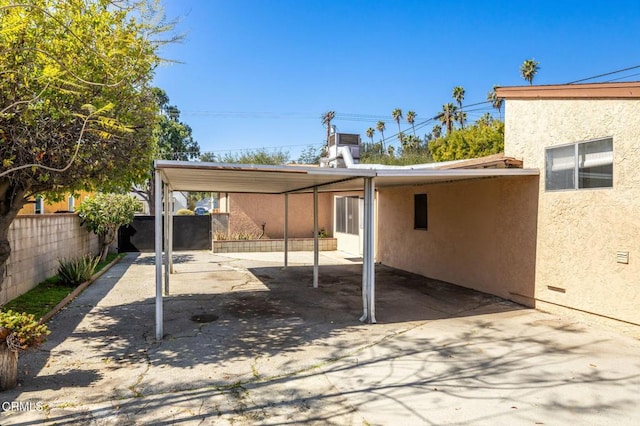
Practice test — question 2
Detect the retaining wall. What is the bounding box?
[213,238,337,253]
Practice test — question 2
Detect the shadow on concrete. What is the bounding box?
[5,253,640,424]
[248,263,524,324]
[2,255,137,410]
[8,313,640,425]
[131,253,197,266]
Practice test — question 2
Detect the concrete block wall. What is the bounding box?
[1,214,100,305]
[213,238,337,253]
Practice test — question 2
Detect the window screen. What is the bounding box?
[545,138,613,191]
[578,138,613,189]
[335,196,359,235]
[335,197,346,233]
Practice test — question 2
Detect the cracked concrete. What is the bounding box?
[2,251,640,424]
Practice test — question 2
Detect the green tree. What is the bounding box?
[477,112,494,127]
[0,0,167,288]
[134,88,200,214]
[376,120,387,152]
[221,148,290,165]
[76,194,142,261]
[297,145,322,164]
[392,108,403,144]
[406,110,417,136]
[199,152,217,162]
[487,85,504,119]
[520,58,540,85]
[429,120,505,162]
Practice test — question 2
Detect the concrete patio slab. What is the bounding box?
[2,251,639,425]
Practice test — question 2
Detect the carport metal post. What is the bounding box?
[283,193,288,269]
[360,177,376,323]
[313,186,319,288]
[168,190,174,275]
[154,169,164,340]
[163,183,170,295]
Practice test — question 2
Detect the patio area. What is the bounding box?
[3,250,640,424]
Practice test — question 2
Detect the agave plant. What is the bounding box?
[57,255,100,286]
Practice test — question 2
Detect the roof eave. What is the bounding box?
[496,81,640,100]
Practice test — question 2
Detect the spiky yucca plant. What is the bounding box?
[57,255,100,286]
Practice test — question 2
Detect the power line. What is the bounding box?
[604,71,640,83]
[566,64,640,84]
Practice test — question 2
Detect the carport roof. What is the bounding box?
[155,160,539,194]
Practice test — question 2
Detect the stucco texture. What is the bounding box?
[377,176,539,303]
[228,193,333,239]
[505,99,640,327]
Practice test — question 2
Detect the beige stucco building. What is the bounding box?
[497,82,640,331]
[155,82,638,336]
[377,82,639,334]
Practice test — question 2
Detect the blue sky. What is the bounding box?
[153,0,640,160]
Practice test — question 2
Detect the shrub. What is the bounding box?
[57,255,100,286]
[77,194,142,261]
[176,209,195,215]
[0,310,50,350]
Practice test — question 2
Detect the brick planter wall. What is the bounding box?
[213,238,337,253]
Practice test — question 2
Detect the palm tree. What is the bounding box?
[376,120,386,152]
[406,110,417,136]
[477,112,493,127]
[520,59,540,85]
[455,110,467,129]
[439,103,457,135]
[452,86,465,128]
[432,124,442,139]
[365,127,376,154]
[487,85,503,120]
[321,110,335,148]
[365,127,375,144]
[391,108,403,144]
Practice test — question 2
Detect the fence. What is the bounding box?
[1,214,99,305]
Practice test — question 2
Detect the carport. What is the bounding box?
[153,160,539,340]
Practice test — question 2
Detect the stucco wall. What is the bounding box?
[228,193,333,239]
[377,176,539,301]
[504,99,640,327]
[1,214,100,305]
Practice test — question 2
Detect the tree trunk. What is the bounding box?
[147,173,155,215]
[0,182,27,291]
[0,343,18,390]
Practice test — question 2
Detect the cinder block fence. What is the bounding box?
[0,214,99,305]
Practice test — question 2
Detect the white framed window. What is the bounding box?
[68,195,75,212]
[545,137,613,191]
